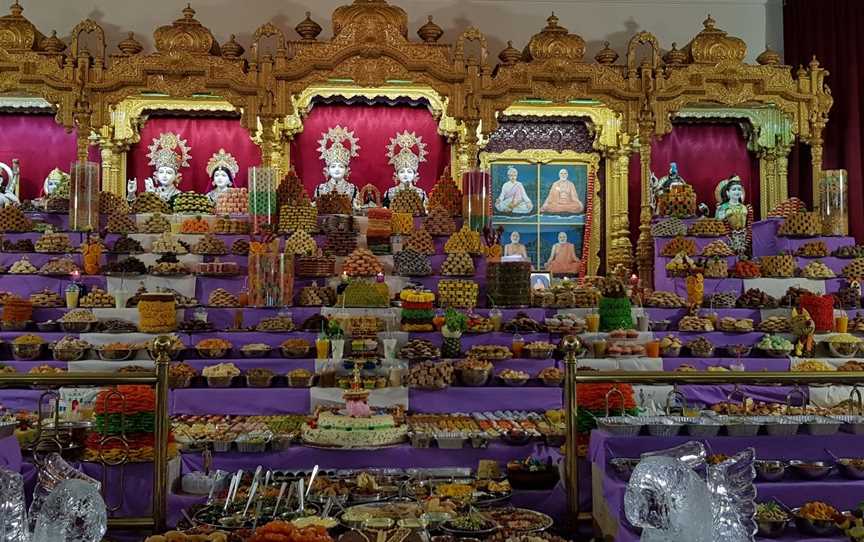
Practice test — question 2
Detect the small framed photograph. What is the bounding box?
[530,272,551,291]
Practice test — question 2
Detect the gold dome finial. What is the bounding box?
[663,42,687,65]
[756,45,780,66]
[498,41,521,65]
[594,41,618,65]
[295,11,322,41]
[417,15,443,43]
[182,4,195,19]
[118,32,143,55]
[703,14,716,29]
[687,14,745,64]
[41,30,66,53]
[525,11,584,62]
[9,1,22,17]
[221,34,244,58]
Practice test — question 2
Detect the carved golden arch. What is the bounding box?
[99,94,250,196]
[283,83,469,182]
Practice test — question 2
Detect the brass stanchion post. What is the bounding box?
[152,335,171,532]
[561,335,581,524]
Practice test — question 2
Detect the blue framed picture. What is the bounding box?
[491,163,537,220]
[538,164,588,220]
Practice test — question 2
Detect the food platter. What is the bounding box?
[481,507,554,533]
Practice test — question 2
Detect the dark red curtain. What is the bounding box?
[291,103,450,196]
[0,114,78,200]
[128,117,262,194]
[627,123,760,243]
[785,0,864,240]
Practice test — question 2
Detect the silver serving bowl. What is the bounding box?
[837,458,864,479]
[685,419,723,438]
[788,460,834,480]
[754,460,786,482]
[793,508,840,537]
[756,517,789,538]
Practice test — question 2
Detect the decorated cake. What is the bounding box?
[301,410,408,448]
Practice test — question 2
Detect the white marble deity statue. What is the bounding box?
[503,230,529,261]
[540,168,584,214]
[143,132,191,203]
[206,148,239,204]
[383,130,429,211]
[0,160,20,207]
[495,166,533,214]
[546,231,582,274]
[313,125,360,209]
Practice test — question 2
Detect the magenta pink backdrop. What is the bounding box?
[627,123,761,244]
[128,117,262,194]
[290,103,450,196]
[0,114,80,200]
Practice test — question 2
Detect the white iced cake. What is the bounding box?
[301,412,408,448]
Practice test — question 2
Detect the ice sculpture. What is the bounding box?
[0,468,28,542]
[32,479,107,542]
[29,453,100,534]
[624,441,756,542]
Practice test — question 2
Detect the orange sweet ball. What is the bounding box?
[180,216,210,233]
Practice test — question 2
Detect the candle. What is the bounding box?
[376,272,385,283]
[341,271,348,282]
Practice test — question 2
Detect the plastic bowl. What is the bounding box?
[754,460,786,482]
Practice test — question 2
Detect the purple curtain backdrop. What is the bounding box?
[0,114,79,200]
[290,103,450,196]
[627,123,760,244]
[128,116,262,195]
[785,0,864,241]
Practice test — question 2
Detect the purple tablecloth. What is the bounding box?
[0,435,22,473]
[409,386,562,413]
[679,384,803,406]
[590,429,864,542]
[661,356,789,372]
[170,387,311,415]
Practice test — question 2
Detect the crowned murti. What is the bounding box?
[314,125,360,209]
[384,130,428,211]
[0,161,19,207]
[206,148,239,204]
[143,132,191,203]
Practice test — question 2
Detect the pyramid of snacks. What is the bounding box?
[390,211,414,235]
[172,192,214,215]
[316,192,352,215]
[99,192,130,215]
[400,289,435,331]
[84,385,177,462]
[337,279,390,307]
[445,225,482,254]
[278,202,317,233]
[427,173,462,216]
[106,213,137,233]
[142,213,171,234]
[394,248,432,276]
[343,247,383,276]
[215,187,248,215]
[657,184,696,217]
[390,188,425,216]
[424,206,457,236]
[180,216,210,233]
[131,192,170,214]
[405,226,435,255]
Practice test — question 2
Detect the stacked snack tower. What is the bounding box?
[85,385,177,462]
[400,288,435,332]
[343,360,372,418]
[248,231,293,307]
[247,167,278,233]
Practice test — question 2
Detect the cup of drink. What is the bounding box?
[383,338,398,360]
[837,314,849,333]
[315,337,330,359]
[645,340,660,358]
[65,284,80,309]
[637,315,649,331]
[593,339,608,358]
[586,313,600,333]
[331,339,345,362]
[511,334,525,358]
[489,309,503,332]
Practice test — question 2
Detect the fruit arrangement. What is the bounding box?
[142,213,171,234]
[777,211,822,237]
[796,241,829,258]
[759,255,795,277]
[342,248,383,277]
[651,217,687,237]
[730,259,760,278]
[132,193,170,214]
[214,187,248,214]
[173,192,214,215]
[660,236,696,257]
[105,214,138,234]
[688,217,728,237]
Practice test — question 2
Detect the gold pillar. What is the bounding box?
[561,336,581,522]
[636,141,653,287]
[605,147,633,273]
[811,143,824,209]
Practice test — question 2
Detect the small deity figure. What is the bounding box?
[714,175,747,226]
[650,161,690,211]
[503,231,529,261]
[540,168,584,214]
[314,125,360,209]
[206,148,240,204]
[126,178,138,203]
[43,168,69,198]
[546,231,582,274]
[0,160,20,207]
[143,132,191,203]
[495,166,533,214]
[383,130,429,211]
